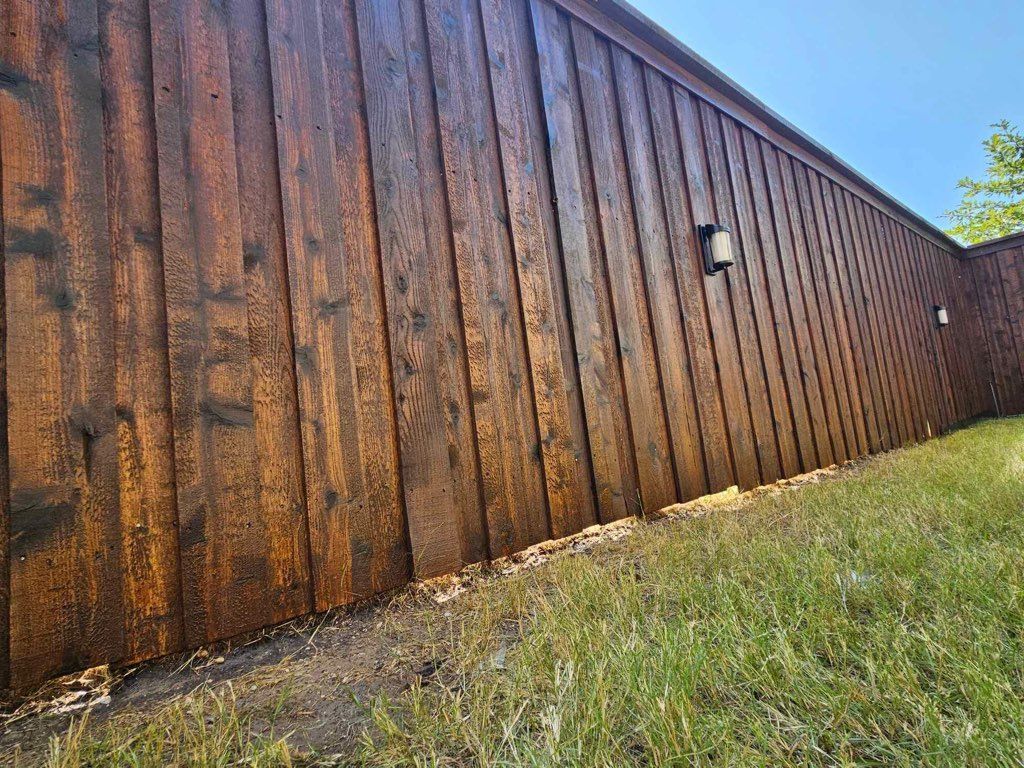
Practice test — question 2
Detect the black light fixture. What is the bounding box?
[933,304,949,327]
[699,224,734,276]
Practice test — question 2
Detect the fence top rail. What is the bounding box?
[961,232,1024,259]
[551,0,967,255]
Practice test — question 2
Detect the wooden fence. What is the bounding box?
[0,0,1011,689]
[967,238,1024,416]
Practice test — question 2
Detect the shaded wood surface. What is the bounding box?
[0,0,1001,689]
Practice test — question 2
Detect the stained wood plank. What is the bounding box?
[150,0,283,645]
[99,0,183,662]
[227,0,313,617]
[814,177,869,456]
[530,0,639,523]
[973,256,1023,414]
[325,0,417,594]
[753,137,819,473]
[790,164,848,464]
[773,155,834,467]
[803,171,861,458]
[644,70,733,493]
[895,225,945,435]
[821,180,881,453]
[862,206,915,445]
[569,21,676,510]
[480,0,598,535]
[613,47,705,499]
[702,106,782,483]
[675,89,759,489]
[996,248,1024,412]
[774,153,839,466]
[426,0,550,554]
[2,0,124,686]
[884,222,935,436]
[389,0,489,568]
[264,0,409,607]
[846,194,900,448]
[721,120,799,479]
[0,99,8,691]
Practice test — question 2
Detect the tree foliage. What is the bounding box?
[945,120,1024,244]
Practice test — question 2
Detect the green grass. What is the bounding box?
[358,417,1024,767]
[39,417,1024,766]
[39,684,296,768]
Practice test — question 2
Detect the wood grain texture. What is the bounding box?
[99,0,183,663]
[571,21,676,511]
[227,0,312,618]
[721,120,799,479]
[675,89,759,490]
[353,0,483,577]
[149,0,278,645]
[0,79,7,691]
[531,0,639,523]
[2,0,125,686]
[481,0,598,536]
[426,0,549,555]
[644,71,732,493]
[613,47,705,500]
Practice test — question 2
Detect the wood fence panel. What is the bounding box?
[571,21,676,511]
[426,0,550,555]
[721,120,800,480]
[2,0,125,687]
[644,70,732,493]
[613,48,705,501]
[676,90,760,490]
[530,0,639,523]
[1,0,1007,689]
[481,0,598,537]
[100,0,183,663]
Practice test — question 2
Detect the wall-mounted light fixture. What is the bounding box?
[699,224,734,276]
[933,304,949,327]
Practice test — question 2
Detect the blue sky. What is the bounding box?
[628,0,1024,230]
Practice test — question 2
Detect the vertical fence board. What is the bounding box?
[265,0,409,608]
[721,120,799,479]
[570,21,676,510]
[753,137,819,473]
[822,180,881,453]
[99,0,183,662]
[481,0,598,535]
[149,0,281,644]
[354,0,476,578]
[530,0,638,523]
[773,155,833,467]
[803,172,860,458]
[426,0,550,554]
[675,90,759,489]
[2,0,124,686]
[227,0,313,616]
[644,72,732,493]
[703,107,782,483]
[814,177,869,456]
[613,48,705,500]
[0,88,7,691]
[791,165,848,463]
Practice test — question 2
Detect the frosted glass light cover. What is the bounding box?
[710,228,734,269]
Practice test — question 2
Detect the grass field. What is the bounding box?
[39,417,1024,766]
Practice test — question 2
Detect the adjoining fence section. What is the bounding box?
[0,0,1007,690]
[966,236,1024,417]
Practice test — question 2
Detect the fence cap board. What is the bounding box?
[550,0,966,256]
